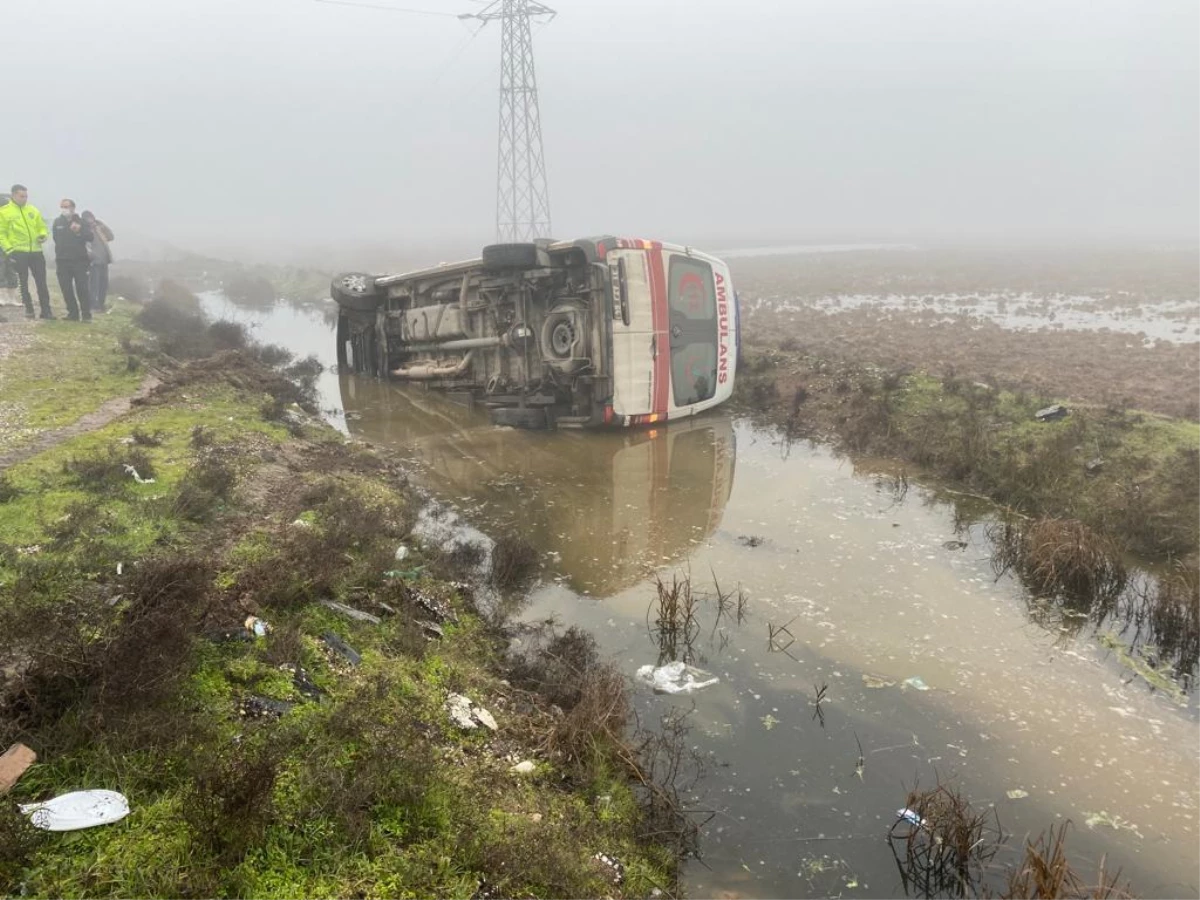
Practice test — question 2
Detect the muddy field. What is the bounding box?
[732,244,1200,420]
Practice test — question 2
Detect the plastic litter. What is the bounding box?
[510,760,536,775]
[20,790,130,831]
[896,808,925,827]
[244,616,270,638]
[1006,789,1029,800]
[319,600,382,625]
[0,743,37,795]
[240,695,294,720]
[1034,404,1069,422]
[395,545,410,562]
[902,676,930,691]
[636,661,719,694]
[322,632,362,667]
[445,693,498,731]
[123,464,156,484]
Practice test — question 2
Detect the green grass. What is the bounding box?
[1,351,677,898]
[0,302,147,452]
[0,384,289,570]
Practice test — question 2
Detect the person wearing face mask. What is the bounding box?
[0,184,52,319]
[52,198,95,321]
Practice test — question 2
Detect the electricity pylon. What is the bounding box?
[464,0,555,242]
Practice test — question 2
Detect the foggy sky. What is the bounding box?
[7,0,1198,264]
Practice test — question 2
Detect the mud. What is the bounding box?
[733,244,1200,420]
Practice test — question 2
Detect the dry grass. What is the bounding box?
[1147,562,1200,674]
[990,517,1127,609]
[889,778,1004,898]
[649,571,702,665]
[1001,821,1132,899]
[508,627,630,775]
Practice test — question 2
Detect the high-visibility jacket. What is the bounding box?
[0,201,49,254]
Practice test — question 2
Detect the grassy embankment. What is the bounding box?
[0,289,680,898]
[735,344,1200,683]
[0,306,148,459]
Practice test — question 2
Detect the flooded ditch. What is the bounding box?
[201,291,1199,898]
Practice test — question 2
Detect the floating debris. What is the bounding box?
[1006,789,1029,800]
[862,674,895,689]
[902,676,930,692]
[1084,810,1143,837]
[896,807,926,828]
[635,661,719,694]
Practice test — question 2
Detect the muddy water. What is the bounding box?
[214,296,1200,899]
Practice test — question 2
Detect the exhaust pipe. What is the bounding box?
[390,351,474,380]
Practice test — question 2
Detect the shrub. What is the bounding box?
[62,444,157,494]
[108,273,148,303]
[992,517,1127,609]
[175,452,238,522]
[490,535,538,591]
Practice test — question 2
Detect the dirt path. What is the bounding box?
[0,372,161,471]
[0,316,37,361]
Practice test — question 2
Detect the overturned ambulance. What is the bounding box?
[332,238,739,429]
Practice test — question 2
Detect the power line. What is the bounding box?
[312,0,462,18]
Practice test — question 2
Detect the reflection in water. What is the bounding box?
[339,373,736,596]
[205,297,1197,899]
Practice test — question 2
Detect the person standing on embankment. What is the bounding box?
[52,198,94,322]
[82,210,114,313]
[0,184,53,319]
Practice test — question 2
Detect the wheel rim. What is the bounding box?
[341,274,370,295]
[550,320,575,356]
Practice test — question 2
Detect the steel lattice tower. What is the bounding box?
[472,0,555,242]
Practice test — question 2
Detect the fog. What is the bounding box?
[7,0,1198,264]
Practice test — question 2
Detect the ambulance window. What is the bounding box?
[668,257,718,406]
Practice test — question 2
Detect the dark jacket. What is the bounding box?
[53,214,94,264]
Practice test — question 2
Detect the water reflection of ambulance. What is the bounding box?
[332,238,740,430]
[338,374,737,595]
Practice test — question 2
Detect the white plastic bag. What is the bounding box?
[635,661,719,695]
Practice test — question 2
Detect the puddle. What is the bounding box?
[207,291,1200,899]
[745,292,1200,344]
